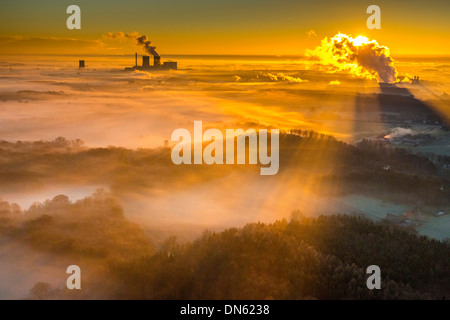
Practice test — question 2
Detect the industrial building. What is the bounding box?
[125,51,177,71]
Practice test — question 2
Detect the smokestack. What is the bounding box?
[135,53,137,67]
[79,60,85,68]
[142,55,150,68]
[148,46,160,66]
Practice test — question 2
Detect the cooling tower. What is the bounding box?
[154,56,161,67]
[142,55,150,68]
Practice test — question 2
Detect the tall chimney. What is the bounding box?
[135,53,137,67]
[142,55,150,68]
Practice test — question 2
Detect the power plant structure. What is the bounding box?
[125,49,177,71]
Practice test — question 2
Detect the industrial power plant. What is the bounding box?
[125,48,177,71]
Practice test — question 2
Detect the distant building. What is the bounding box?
[125,53,177,71]
[412,76,420,84]
[79,60,85,68]
[163,61,178,69]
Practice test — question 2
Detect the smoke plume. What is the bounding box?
[306,33,398,83]
[106,31,160,57]
[383,127,413,139]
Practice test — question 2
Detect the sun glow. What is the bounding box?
[352,35,369,46]
[306,33,398,83]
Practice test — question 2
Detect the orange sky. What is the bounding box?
[0,0,449,56]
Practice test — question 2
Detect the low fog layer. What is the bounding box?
[0,55,449,148]
[0,54,449,299]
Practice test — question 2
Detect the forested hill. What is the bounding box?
[1,192,448,299]
[109,214,450,300]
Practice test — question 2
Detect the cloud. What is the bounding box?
[306,33,398,83]
[266,73,308,83]
[328,80,341,85]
